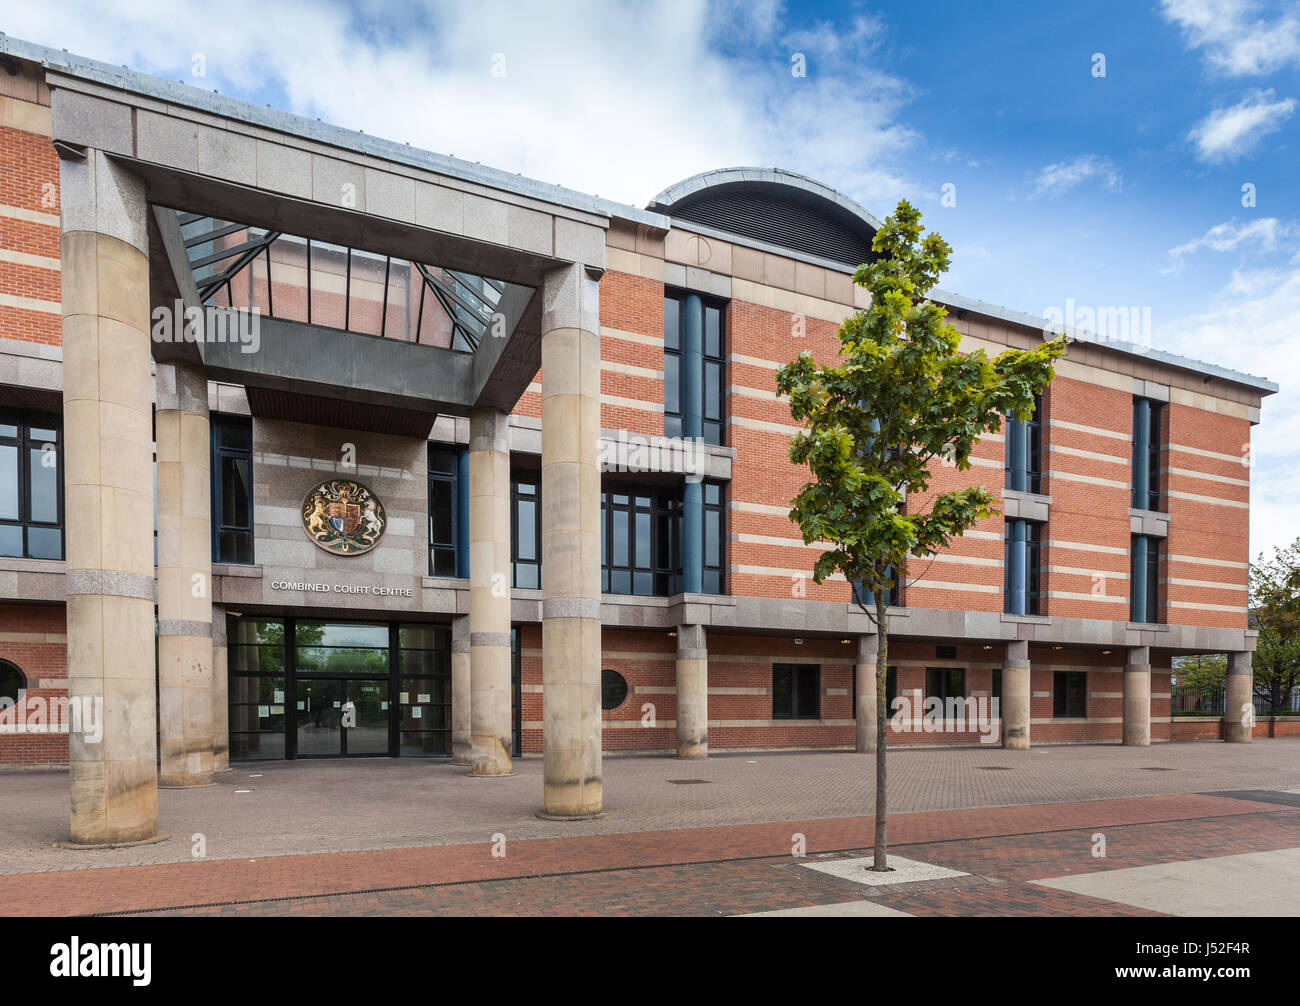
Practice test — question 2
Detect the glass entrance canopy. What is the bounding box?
[177,211,507,352]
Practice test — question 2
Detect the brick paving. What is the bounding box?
[3,738,1298,876]
[0,791,1291,916]
[1,742,1298,916]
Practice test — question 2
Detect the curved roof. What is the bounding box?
[648,168,883,267]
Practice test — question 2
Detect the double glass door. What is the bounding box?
[296,677,391,757]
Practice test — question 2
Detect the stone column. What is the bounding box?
[1003,639,1031,750]
[61,150,158,844]
[211,605,229,772]
[450,614,471,764]
[156,360,214,787]
[468,409,513,775]
[855,633,879,753]
[675,624,707,759]
[540,262,603,818]
[1123,646,1151,746]
[1224,650,1254,743]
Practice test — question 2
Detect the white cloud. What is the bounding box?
[0,0,921,212]
[1027,155,1122,200]
[1188,89,1296,162]
[1165,216,1295,271]
[1161,0,1300,76]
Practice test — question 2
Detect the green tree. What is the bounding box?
[1249,538,1300,715]
[775,200,1066,871]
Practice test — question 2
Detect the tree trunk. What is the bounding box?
[872,595,889,871]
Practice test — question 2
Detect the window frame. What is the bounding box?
[663,290,727,447]
[1053,670,1087,718]
[427,445,461,578]
[511,473,542,589]
[1003,519,1043,616]
[772,663,820,720]
[0,408,64,561]
[925,666,967,719]
[1132,398,1163,511]
[1130,534,1161,623]
[210,413,254,564]
[1004,392,1043,494]
[601,481,681,597]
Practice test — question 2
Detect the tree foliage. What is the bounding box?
[1249,537,1300,714]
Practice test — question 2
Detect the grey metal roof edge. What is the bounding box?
[0,33,667,231]
[932,288,1279,395]
[648,166,886,233]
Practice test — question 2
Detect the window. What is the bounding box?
[852,565,900,608]
[0,658,26,703]
[511,475,542,588]
[211,414,253,563]
[1132,398,1162,511]
[925,667,966,715]
[601,669,629,710]
[428,446,462,577]
[1004,393,1042,494]
[602,484,681,596]
[0,409,62,560]
[1053,671,1087,718]
[702,480,725,594]
[664,292,726,446]
[398,624,452,756]
[991,668,1002,709]
[1003,519,1043,615]
[773,664,820,719]
[1130,534,1161,623]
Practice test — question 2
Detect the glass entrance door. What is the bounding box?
[297,678,391,757]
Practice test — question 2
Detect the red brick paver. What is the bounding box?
[0,792,1284,916]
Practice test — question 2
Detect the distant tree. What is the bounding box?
[775,200,1066,871]
[1250,538,1300,715]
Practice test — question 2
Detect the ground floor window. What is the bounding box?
[228,617,461,760]
[926,667,967,718]
[1053,671,1087,718]
[0,658,26,703]
[773,663,819,719]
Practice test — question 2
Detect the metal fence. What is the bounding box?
[1171,683,1300,716]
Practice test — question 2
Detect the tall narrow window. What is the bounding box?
[1004,393,1042,494]
[0,409,62,560]
[211,414,253,564]
[702,480,725,594]
[664,291,726,446]
[1132,398,1163,511]
[601,485,680,596]
[1003,519,1042,615]
[1130,534,1160,623]
[428,446,462,577]
[773,663,820,719]
[511,475,542,589]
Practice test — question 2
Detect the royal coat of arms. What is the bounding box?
[301,479,387,555]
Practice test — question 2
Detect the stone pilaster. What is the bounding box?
[211,605,229,772]
[675,624,707,759]
[1123,646,1151,746]
[1003,639,1031,750]
[60,150,159,843]
[156,360,214,787]
[468,408,513,775]
[1225,650,1254,743]
[540,262,602,818]
[855,633,879,753]
[451,614,472,764]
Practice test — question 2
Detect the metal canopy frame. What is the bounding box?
[176,211,505,353]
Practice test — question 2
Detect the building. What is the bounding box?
[0,36,1282,844]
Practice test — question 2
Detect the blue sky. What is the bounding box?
[4,0,1297,560]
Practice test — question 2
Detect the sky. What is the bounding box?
[3,0,1297,561]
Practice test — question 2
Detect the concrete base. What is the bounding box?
[535,810,608,822]
[802,855,969,887]
[59,831,172,851]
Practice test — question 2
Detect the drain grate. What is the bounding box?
[667,778,711,785]
[978,766,1014,771]
[1138,767,1177,771]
